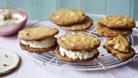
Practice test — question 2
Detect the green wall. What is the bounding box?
[1,0,138,20]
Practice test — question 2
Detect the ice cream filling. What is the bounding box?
[20,37,56,48]
[59,47,98,60]
[0,9,24,26]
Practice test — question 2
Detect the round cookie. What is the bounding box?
[60,16,93,31]
[49,8,85,25]
[18,26,59,40]
[96,23,132,37]
[57,32,100,51]
[0,49,20,76]
[98,15,135,29]
[55,47,99,62]
[18,26,58,53]
[103,35,135,61]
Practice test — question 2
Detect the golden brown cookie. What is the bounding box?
[49,8,85,25]
[18,26,58,53]
[104,44,135,61]
[57,32,100,51]
[98,15,135,29]
[106,35,130,53]
[18,26,59,40]
[20,43,57,53]
[96,22,132,37]
[103,35,135,61]
[60,16,93,31]
[55,47,99,62]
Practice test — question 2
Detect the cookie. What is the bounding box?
[18,26,59,40]
[60,16,93,31]
[104,44,135,61]
[96,22,132,37]
[103,35,135,61]
[57,32,100,51]
[98,15,135,29]
[56,33,100,62]
[55,47,99,62]
[49,8,85,25]
[0,49,20,76]
[107,35,130,53]
[18,26,58,52]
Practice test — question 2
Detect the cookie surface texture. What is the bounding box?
[57,33,100,51]
[18,26,59,40]
[104,44,135,61]
[49,8,85,25]
[96,23,132,37]
[61,16,93,31]
[98,15,135,29]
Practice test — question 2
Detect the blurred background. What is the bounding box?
[2,0,138,20]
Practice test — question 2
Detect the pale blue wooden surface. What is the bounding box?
[0,0,7,7]
[106,0,131,16]
[60,0,82,9]
[0,0,138,20]
[82,0,107,14]
[31,0,57,19]
[7,0,32,19]
[133,0,138,20]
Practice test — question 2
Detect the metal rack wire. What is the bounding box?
[22,14,138,71]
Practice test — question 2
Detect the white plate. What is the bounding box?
[0,48,20,75]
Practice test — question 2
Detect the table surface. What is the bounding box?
[1,21,138,78]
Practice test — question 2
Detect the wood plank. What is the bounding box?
[7,0,32,19]
[32,0,57,20]
[133,0,138,20]
[60,0,81,9]
[82,0,107,14]
[0,0,7,7]
[106,0,131,16]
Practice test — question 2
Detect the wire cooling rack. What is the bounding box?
[22,14,138,71]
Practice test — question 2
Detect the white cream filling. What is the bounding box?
[20,37,56,48]
[0,9,24,26]
[59,47,98,60]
